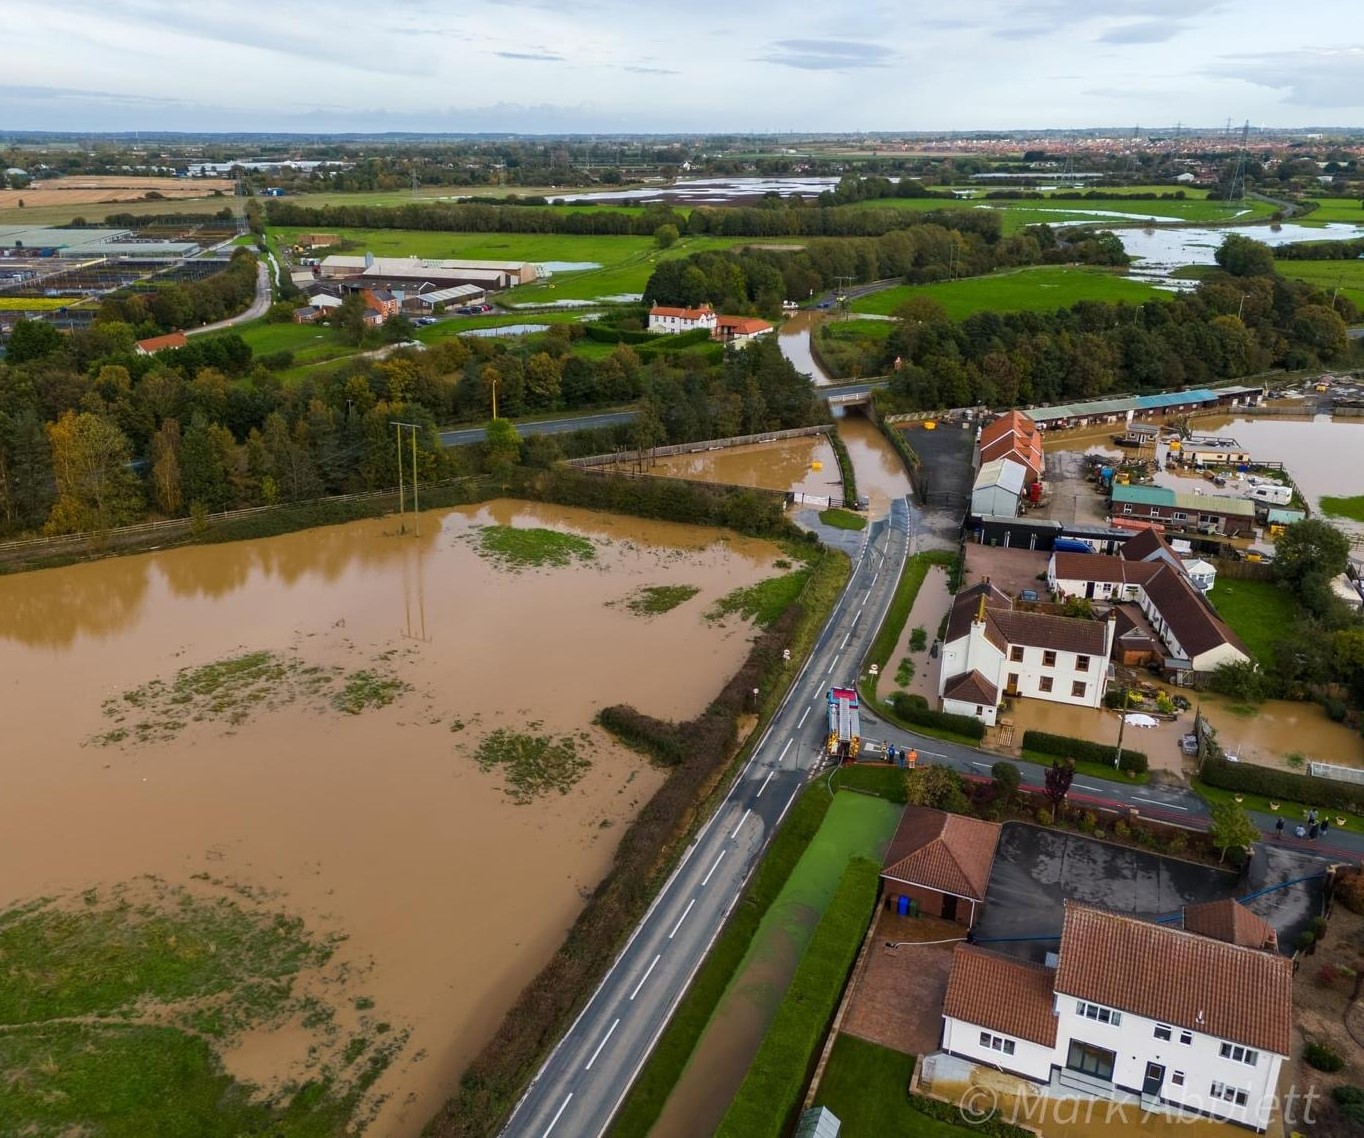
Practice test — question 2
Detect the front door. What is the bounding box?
[941,894,958,922]
[1143,1062,1165,1098]
[1007,673,1020,696]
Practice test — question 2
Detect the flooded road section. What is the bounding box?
[0,500,786,1137]
[836,412,913,515]
[778,311,834,386]
[637,434,842,498]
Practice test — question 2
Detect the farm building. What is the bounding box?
[970,457,1029,518]
[402,284,486,313]
[318,254,536,290]
[978,410,1043,485]
[1109,483,1256,537]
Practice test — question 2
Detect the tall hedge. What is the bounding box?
[716,858,881,1138]
[1023,729,1148,774]
[1202,756,1364,813]
[887,691,987,741]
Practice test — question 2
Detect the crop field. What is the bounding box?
[1299,197,1364,225]
[1275,259,1364,310]
[0,177,238,226]
[851,266,1162,319]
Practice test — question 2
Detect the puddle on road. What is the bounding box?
[0,499,785,1136]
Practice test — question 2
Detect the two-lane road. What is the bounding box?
[502,500,912,1137]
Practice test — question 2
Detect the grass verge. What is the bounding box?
[865,550,956,699]
[715,858,881,1138]
[811,1037,973,1138]
[1321,495,1364,524]
[819,507,867,531]
[1020,750,1151,787]
[1191,777,1362,834]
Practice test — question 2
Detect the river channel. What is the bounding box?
[0,500,788,1136]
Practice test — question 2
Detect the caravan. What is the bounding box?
[1246,483,1293,507]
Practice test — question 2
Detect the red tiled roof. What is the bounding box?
[135,332,188,353]
[979,411,1043,477]
[1118,528,1178,564]
[1142,563,1246,660]
[944,581,1012,643]
[1055,903,1293,1056]
[944,944,1058,1047]
[942,670,999,706]
[715,316,773,335]
[988,609,1108,655]
[882,806,1001,902]
[1051,552,1161,586]
[650,303,714,320]
[1182,898,1278,951]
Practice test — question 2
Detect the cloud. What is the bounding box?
[493,50,565,62]
[992,0,1221,39]
[623,65,679,75]
[1097,20,1184,44]
[1212,45,1364,107]
[759,38,895,71]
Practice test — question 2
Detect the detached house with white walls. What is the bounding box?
[647,303,717,334]
[938,582,1115,725]
[940,902,1292,1131]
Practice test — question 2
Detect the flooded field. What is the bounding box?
[0,500,787,1136]
[635,434,842,498]
[1002,691,1364,774]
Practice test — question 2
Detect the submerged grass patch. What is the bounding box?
[472,727,593,804]
[1321,495,1364,523]
[475,525,597,569]
[94,650,408,745]
[618,584,701,616]
[0,879,396,1137]
[708,571,809,627]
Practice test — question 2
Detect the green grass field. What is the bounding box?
[848,193,1274,232]
[1274,259,1364,311]
[852,266,1163,320]
[1299,197,1364,225]
[1207,578,1298,665]
[812,1036,971,1138]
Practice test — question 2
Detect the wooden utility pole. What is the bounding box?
[395,421,405,531]
[391,421,424,536]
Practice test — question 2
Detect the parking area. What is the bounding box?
[961,543,1049,597]
[974,823,1326,963]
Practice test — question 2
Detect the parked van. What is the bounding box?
[1247,483,1293,506]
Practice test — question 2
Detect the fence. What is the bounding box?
[1211,557,1276,582]
[565,424,833,470]
[1308,762,1364,786]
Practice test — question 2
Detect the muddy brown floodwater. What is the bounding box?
[777,311,833,386]
[638,435,842,498]
[835,411,914,516]
[0,500,787,1137]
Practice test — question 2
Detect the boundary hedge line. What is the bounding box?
[716,858,881,1138]
[888,692,987,742]
[827,429,857,506]
[1202,756,1364,814]
[1022,729,1148,775]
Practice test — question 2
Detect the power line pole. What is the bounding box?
[392,421,424,536]
[394,421,405,531]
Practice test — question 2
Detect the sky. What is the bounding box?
[2,0,1361,134]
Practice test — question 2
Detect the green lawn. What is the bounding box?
[1021,750,1150,787]
[821,317,895,341]
[1274,259,1364,312]
[852,267,1163,320]
[235,319,356,367]
[1207,578,1298,665]
[819,507,867,531]
[1192,777,1363,835]
[812,1036,971,1138]
[1321,495,1364,523]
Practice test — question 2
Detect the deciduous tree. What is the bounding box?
[43,410,143,534]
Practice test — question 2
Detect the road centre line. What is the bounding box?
[669,898,696,939]
[1134,796,1188,811]
[731,809,751,840]
[1074,783,1104,793]
[827,654,840,676]
[757,771,775,797]
[629,954,661,1001]
[797,707,811,728]
[779,739,793,763]
[701,850,727,887]
[543,1093,573,1136]
[584,1018,620,1071]
[840,632,851,649]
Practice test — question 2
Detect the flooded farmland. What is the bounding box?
[0,500,787,1136]
[638,433,842,498]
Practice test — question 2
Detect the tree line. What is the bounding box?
[642,224,1127,315]
[0,312,820,540]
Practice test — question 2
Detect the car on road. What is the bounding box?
[456,303,494,315]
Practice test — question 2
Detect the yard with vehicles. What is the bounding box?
[850,266,1163,320]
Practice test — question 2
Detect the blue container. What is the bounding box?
[897,896,910,917]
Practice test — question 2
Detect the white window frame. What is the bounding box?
[979,1031,1016,1056]
[1154,1024,1172,1041]
[1211,1082,1249,1107]
[1171,1071,1185,1087]
[1076,1000,1122,1026]
[1179,1030,1193,1045]
[1220,1042,1258,1066]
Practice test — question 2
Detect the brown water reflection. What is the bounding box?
[0,500,783,1136]
[836,411,913,514]
[778,311,833,386]
[639,435,842,497]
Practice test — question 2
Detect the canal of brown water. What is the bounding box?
[0,500,785,1136]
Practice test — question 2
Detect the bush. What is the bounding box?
[991,761,1021,797]
[886,691,986,740]
[1297,930,1317,953]
[598,705,685,765]
[1336,870,1364,915]
[1202,756,1364,815]
[1306,1042,1345,1073]
[1036,807,1054,826]
[909,626,928,652]
[1022,730,1147,772]
[259,349,295,371]
[1333,1086,1364,1125]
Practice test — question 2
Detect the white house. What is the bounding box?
[1046,530,1249,675]
[1182,559,1217,593]
[647,303,717,334]
[940,902,1292,1132]
[938,582,1115,725]
[970,458,1029,519]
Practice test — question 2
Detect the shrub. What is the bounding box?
[1202,756,1364,814]
[909,626,928,652]
[1306,1042,1344,1073]
[598,705,685,765]
[1336,870,1364,915]
[991,761,1021,798]
[1297,930,1317,953]
[1324,697,1348,723]
[1333,1086,1364,1125]
[886,692,986,740]
[1118,750,1150,775]
[1080,811,1100,834]
[1112,820,1131,841]
[1023,729,1147,772]
[1036,807,1054,826]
